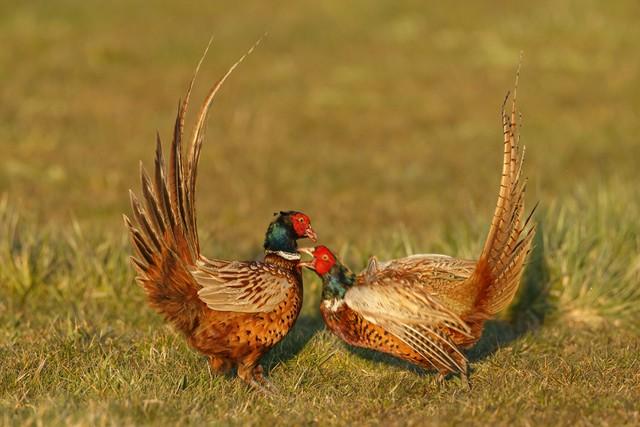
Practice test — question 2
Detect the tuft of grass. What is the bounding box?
[543,186,640,330]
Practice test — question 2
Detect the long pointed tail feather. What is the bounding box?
[472,68,537,316]
[184,37,263,255]
[123,41,256,334]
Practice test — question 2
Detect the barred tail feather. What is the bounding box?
[471,67,536,317]
[123,40,256,335]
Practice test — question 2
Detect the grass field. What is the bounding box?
[1,1,639,425]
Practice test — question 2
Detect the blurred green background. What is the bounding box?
[2,1,640,425]
[1,0,638,257]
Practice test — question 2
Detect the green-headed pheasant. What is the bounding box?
[299,85,535,383]
[123,46,317,390]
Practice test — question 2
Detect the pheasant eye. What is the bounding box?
[322,255,329,261]
[298,217,304,223]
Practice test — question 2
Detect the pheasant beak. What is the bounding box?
[298,247,316,257]
[297,247,316,270]
[298,260,315,270]
[304,226,318,242]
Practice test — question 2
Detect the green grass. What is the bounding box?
[1,0,640,425]
[1,189,639,426]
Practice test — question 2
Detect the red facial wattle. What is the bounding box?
[313,246,336,275]
[291,213,316,241]
[315,259,333,275]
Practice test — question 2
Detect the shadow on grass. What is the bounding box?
[346,346,426,375]
[469,221,551,363]
[262,314,325,373]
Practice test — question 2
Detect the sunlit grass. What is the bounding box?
[1,0,640,425]
[1,185,639,425]
[544,187,640,329]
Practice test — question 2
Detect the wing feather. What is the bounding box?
[194,258,292,313]
[345,281,472,372]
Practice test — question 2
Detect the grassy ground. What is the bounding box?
[1,1,639,425]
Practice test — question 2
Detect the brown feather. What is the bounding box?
[124,40,307,388]
[315,67,534,382]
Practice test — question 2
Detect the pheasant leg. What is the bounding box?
[253,365,279,392]
[460,366,471,391]
[238,360,271,394]
[209,356,232,375]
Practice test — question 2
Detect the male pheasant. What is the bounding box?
[299,84,535,384]
[124,46,317,390]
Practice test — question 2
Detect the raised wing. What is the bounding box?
[344,280,472,373]
[193,258,293,313]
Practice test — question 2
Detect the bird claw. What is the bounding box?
[240,365,279,395]
[436,371,471,391]
[257,376,279,394]
[247,378,274,395]
[461,373,471,391]
[253,366,279,394]
[245,376,279,396]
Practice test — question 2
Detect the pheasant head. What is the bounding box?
[298,246,356,300]
[264,211,317,254]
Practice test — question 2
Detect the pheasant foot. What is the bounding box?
[208,356,232,375]
[253,365,279,393]
[238,361,275,395]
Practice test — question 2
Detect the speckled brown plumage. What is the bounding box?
[320,299,466,374]
[301,76,535,383]
[187,256,303,381]
[123,44,316,390]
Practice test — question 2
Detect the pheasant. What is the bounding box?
[123,46,317,390]
[299,84,535,384]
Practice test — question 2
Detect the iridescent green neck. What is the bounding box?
[321,263,356,300]
[263,219,297,253]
